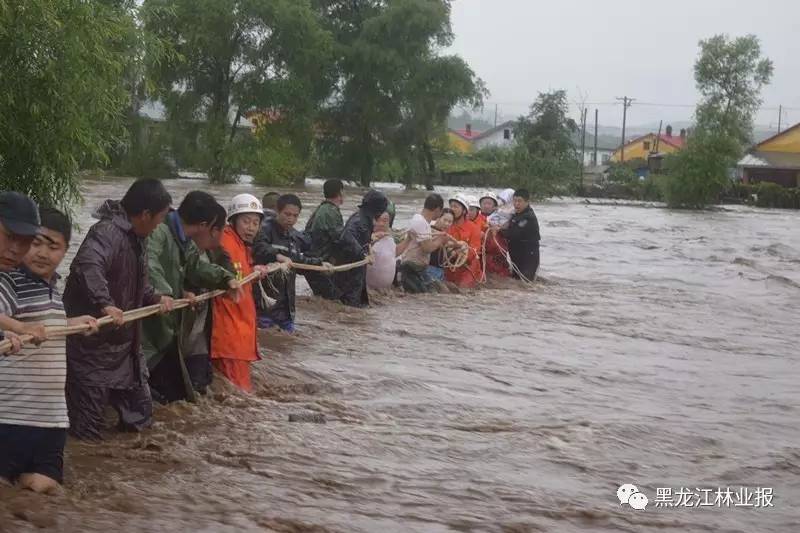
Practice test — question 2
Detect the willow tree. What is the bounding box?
[0,0,139,209]
[143,0,333,183]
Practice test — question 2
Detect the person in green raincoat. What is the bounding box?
[142,192,239,404]
[304,179,345,300]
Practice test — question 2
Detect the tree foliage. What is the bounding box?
[142,0,333,183]
[663,34,773,208]
[662,131,739,208]
[314,0,484,186]
[505,90,580,197]
[0,0,139,209]
[694,34,773,148]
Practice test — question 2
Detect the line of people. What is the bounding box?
[0,179,539,494]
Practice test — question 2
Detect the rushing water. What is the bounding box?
[1,177,799,532]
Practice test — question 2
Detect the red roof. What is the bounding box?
[657,134,686,149]
[451,128,481,140]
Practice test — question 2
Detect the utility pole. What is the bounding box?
[593,108,599,166]
[494,104,498,128]
[778,105,782,133]
[654,120,663,153]
[616,96,635,162]
[580,108,588,180]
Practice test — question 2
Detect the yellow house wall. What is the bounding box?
[446,132,474,154]
[758,125,800,153]
[610,134,681,162]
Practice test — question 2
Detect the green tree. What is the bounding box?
[315,0,480,186]
[143,0,333,183]
[506,90,580,197]
[694,34,773,148]
[395,55,485,189]
[663,34,773,208]
[0,0,140,209]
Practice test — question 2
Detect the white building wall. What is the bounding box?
[581,148,614,167]
[473,127,515,151]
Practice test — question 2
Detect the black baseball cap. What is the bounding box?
[0,191,40,236]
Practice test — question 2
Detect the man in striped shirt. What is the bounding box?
[0,207,97,493]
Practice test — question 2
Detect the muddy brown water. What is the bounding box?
[1,177,799,532]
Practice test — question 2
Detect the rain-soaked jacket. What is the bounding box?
[305,200,343,261]
[143,212,234,364]
[502,205,541,280]
[210,225,259,362]
[332,190,388,307]
[142,211,235,399]
[63,200,162,389]
[445,217,483,288]
[252,218,322,323]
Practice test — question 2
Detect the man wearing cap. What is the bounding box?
[0,191,42,353]
[0,191,41,272]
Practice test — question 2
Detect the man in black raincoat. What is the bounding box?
[252,194,323,332]
[63,179,174,440]
[332,189,388,307]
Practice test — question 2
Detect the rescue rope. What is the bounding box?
[439,243,469,271]
[489,231,536,284]
[0,257,373,355]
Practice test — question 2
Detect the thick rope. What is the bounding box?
[0,257,372,355]
[489,231,536,284]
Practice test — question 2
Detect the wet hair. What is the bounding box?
[262,192,279,210]
[178,191,221,226]
[277,194,302,212]
[211,202,227,230]
[514,189,530,201]
[423,193,444,211]
[38,206,72,245]
[323,179,344,199]
[121,178,172,216]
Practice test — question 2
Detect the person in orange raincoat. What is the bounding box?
[445,194,483,288]
[467,196,487,233]
[210,194,269,392]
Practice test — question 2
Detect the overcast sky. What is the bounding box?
[446,0,800,130]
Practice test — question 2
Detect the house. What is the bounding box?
[580,142,617,167]
[472,121,516,151]
[737,122,800,188]
[610,125,687,163]
[446,123,481,154]
[136,101,255,146]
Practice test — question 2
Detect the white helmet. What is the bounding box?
[479,191,499,206]
[227,193,263,221]
[467,195,481,210]
[448,193,471,211]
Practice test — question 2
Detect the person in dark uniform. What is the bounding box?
[252,194,323,333]
[332,190,388,307]
[500,189,540,281]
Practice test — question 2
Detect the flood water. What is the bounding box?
[1,177,799,532]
